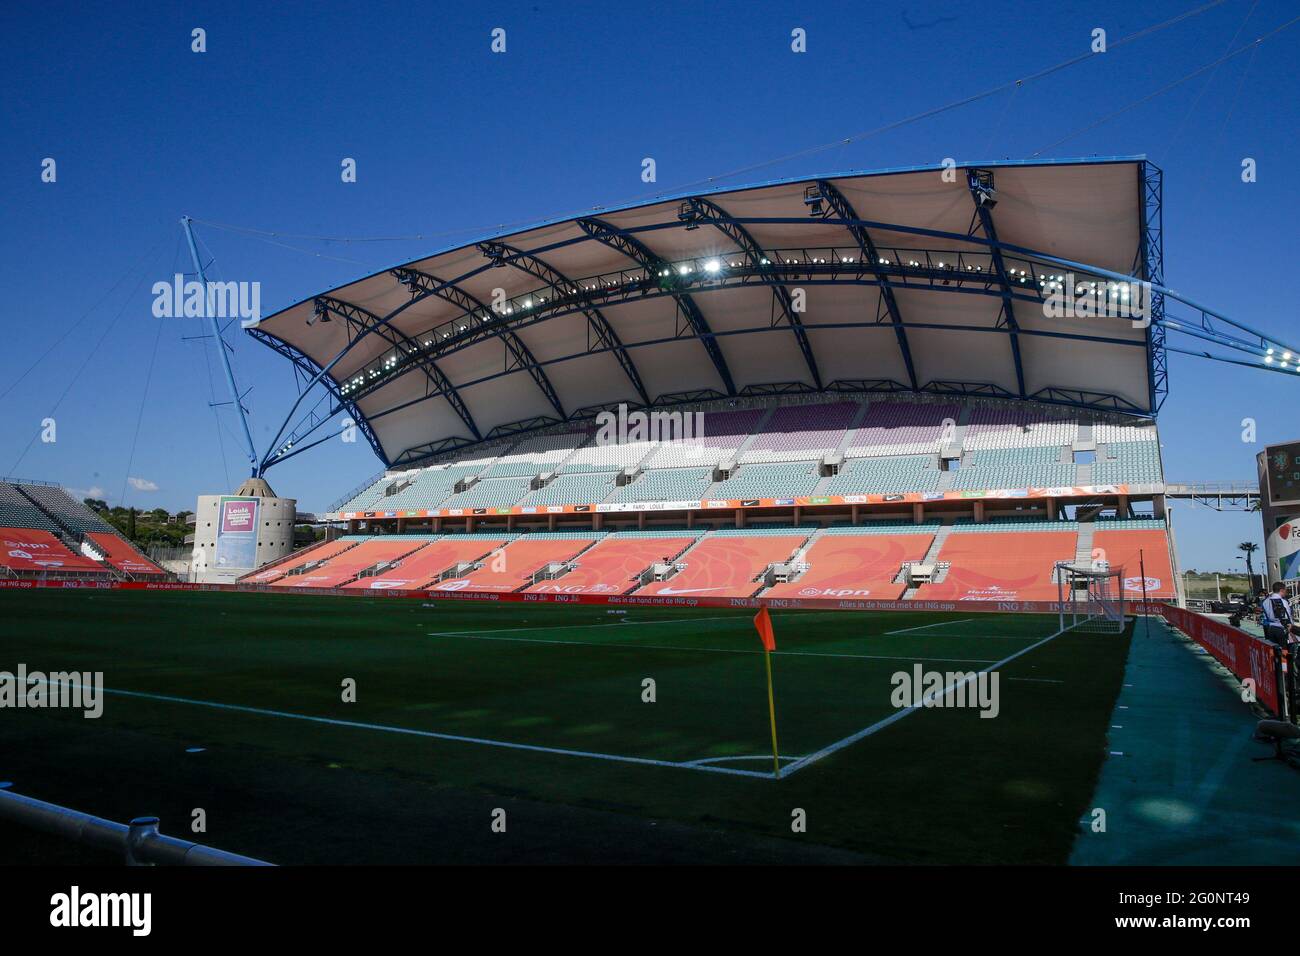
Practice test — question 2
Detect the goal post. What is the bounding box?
[1056,562,1127,634]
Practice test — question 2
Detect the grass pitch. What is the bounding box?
[0,590,1131,864]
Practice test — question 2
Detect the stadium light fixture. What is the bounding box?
[677,201,701,231]
[968,168,998,208]
[802,185,825,216]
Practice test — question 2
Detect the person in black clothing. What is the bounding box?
[1260,582,1295,648]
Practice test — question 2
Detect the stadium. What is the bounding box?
[3,4,1299,917]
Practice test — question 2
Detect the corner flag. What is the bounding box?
[754,606,780,777]
[754,605,776,652]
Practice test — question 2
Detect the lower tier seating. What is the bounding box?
[526,532,700,595]
[633,531,808,598]
[914,528,1079,601]
[343,535,509,590]
[244,539,356,584]
[0,527,110,575]
[1090,523,1176,599]
[85,532,167,577]
[272,537,426,588]
[429,534,601,593]
[763,528,936,600]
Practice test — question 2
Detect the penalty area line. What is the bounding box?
[780,623,1074,778]
[18,678,772,780]
[884,618,976,635]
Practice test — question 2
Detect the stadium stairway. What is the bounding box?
[523,531,701,596]
[902,523,955,599]
[1074,521,1096,568]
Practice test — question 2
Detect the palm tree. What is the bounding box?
[1238,542,1259,585]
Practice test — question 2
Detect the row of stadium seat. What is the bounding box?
[332,398,1163,513]
[0,525,167,578]
[239,521,1175,602]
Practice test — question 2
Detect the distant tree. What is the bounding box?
[83,497,109,512]
[1238,542,1259,582]
[127,507,136,540]
[150,508,168,522]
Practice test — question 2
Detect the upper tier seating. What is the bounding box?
[642,407,765,468]
[560,438,658,473]
[15,484,115,534]
[825,455,939,495]
[85,532,167,577]
[438,477,532,511]
[521,471,617,507]
[1093,422,1157,443]
[844,401,960,457]
[480,431,590,478]
[707,461,821,500]
[947,447,1078,490]
[762,525,937,600]
[633,529,808,598]
[0,527,110,575]
[740,401,858,463]
[526,531,701,595]
[963,406,1079,450]
[343,534,510,590]
[242,538,355,584]
[1090,519,1176,598]
[327,399,1165,513]
[273,537,427,588]
[1094,441,1163,484]
[0,484,56,531]
[429,533,602,592]
[606,466,714,504]
[914,523,1079,601]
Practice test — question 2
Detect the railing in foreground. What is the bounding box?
[0,784,272,866]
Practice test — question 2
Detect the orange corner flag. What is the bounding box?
[754,605,776,652]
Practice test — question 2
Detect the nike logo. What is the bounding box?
[655,586,723,595]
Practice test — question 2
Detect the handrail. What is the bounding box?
[0,785,272,866]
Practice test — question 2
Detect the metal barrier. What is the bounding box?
[0,785,272,865]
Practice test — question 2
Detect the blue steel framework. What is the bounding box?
[244,158,1293,475]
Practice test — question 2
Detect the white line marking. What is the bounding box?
[427,616,743,637]
[684,754,806,766]
[780,623,1074,777]
[1007,676,1064,684]
[428,632,1001,664]
[885,618,976,635]
[20,678,772,780]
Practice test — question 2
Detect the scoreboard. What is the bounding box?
[1264,440,1300,508]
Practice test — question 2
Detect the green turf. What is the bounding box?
[0,590,1132,864]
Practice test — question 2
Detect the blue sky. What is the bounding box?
[1,0,1295,572]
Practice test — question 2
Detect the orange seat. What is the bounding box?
[344,537,506,590]
[86,532,166,576]
[634,534,805,598]
[915,530,1078,602]
[244,539,354,584]
[526,535,696,596]
[275,538,427,588]
[430,537,598,593]
[0,527,108,574]
[1090,528,1176,599]
[764,532,934,600]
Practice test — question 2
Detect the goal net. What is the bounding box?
[1056,562,1127,634]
